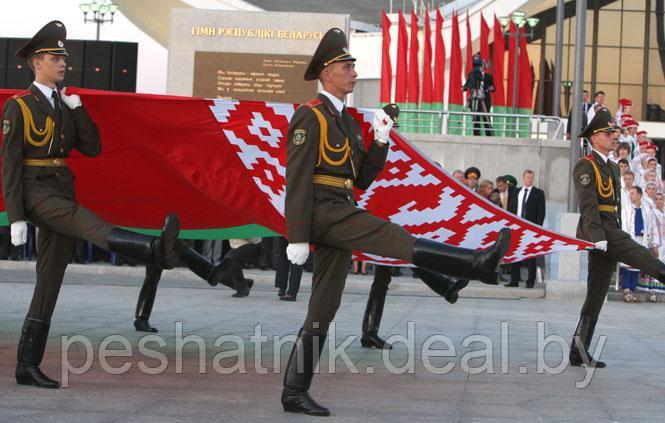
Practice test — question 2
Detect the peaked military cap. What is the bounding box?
[304,27,355,81]
[16,20,68,58]
[581,107,614,139]
[383,103,400,128]
[504,174,517,186]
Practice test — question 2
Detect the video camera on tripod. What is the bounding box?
[462,54,495,136]
[465,56,488,112]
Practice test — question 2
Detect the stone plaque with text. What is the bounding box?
[192,52,316,103]
[167,9,349,99]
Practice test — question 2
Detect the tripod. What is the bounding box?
[468,88,493,136]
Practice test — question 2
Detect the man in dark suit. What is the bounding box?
[2,21,181,389]
[493,176,516,210]
[566,89,592,139]
[507,169,546,288]
[493,176,518,281]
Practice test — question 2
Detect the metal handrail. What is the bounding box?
[396,108,565,140]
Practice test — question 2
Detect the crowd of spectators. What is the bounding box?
[611,111,665,302]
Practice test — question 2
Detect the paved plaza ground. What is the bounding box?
[1,261,665,422]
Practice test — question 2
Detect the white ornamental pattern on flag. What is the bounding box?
[210,99,591,264]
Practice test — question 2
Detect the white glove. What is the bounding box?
[60,87,82,109]
[593,240,607,252]
[10,221,28,246]
[286,243,309,265]
[372,109,393,144]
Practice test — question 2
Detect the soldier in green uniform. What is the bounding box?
[1,21,181,389]
[570,107,665,368]
[280,28,511,416]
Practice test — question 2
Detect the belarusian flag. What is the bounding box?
[476,13,492,136]
[464,12,473,135]
[380,11,392,105]
[492,14,507,136]
[448,11,464,135]
[0,89,593,265]
[433,9,446,131]
[406,9,420,133]
[517,26,533,138]
[421,9,434,134]
[480,13,490,63]
[395,10,408,116]
[506,20,518,136]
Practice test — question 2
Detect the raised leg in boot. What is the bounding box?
[412,267,469,304]
[107,213,180,270]
[412,228,511,285]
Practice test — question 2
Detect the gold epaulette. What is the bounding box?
[583,157,614,199]
[14,97,54,148]
[309,106,350,168]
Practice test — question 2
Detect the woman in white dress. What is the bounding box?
[639,193,665,301]
[621,187,659,302]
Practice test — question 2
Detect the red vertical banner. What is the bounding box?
[517,27,533,137]
[380,11,392,104]
[492,14,507,136]
[406,10,420,132]
[448,11,464,135]
[395,10,408,104]
[421,10,434,134]
[433,9,446,108]
[480,13,490,62]
[407,10,420,106]
[518,27,533,111]
[421,10,433,106]
[449,11,463,106]
[465,12,473,75]
[506,20,517,109]
[492,15,506,108]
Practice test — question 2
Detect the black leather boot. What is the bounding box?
[413,267,469,304]
[134,264,162,332]
[173,240,218,286]
[412,228,511,285]
[569,315,606,368]
[361,297,391,349]
[108,213,180,269]
[282,329,330,416]
[15,317,60,388]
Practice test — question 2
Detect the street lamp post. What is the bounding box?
[499,12,539,113]
[80,0,118,41]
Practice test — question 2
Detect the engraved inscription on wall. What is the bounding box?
[193,52,316,103]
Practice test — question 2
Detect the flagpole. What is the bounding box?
[552,0,564,117]
[567,0,587,212]
[512,31,520,113]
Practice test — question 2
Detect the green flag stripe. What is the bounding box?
[0,211,278,239]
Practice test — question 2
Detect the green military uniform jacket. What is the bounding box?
[285,94,388,243]
[1,84,101,223]
[572,150,622,243]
